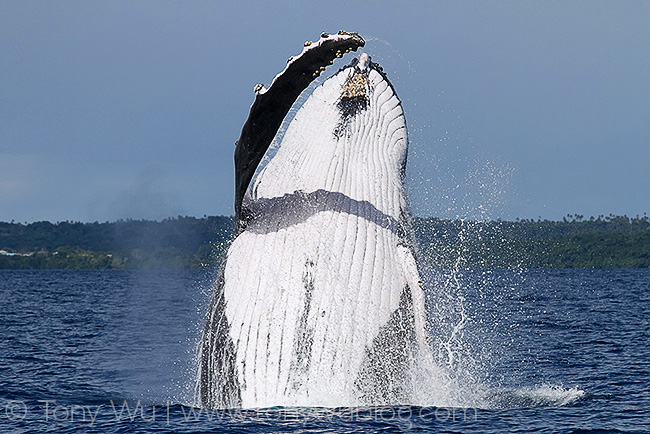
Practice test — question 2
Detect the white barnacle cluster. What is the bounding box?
[340,73,370,99]
[357,52,370,70]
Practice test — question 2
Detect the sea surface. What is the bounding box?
[1,268,648,433]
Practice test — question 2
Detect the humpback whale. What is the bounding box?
[199,31,428,409]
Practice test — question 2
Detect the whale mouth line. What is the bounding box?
[242,189,401,236]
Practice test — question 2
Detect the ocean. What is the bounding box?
[1,267,648,433]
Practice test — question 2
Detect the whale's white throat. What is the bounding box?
[200,35,428,409]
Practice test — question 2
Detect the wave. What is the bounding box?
[484,384,585,409]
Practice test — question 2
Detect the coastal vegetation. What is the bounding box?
[416,214,650,269]
[0,214,648,269]
[0,216,233,269]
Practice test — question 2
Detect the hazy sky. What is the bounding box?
[1,1,649,222]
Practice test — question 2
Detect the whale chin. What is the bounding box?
[199,32,428,409]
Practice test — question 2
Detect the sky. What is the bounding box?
[1,1,649,223]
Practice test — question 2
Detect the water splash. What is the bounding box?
[408,222,586,409]
[486,384,585,408]
[407,198,586,409]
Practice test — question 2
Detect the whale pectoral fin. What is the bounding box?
[234,32,365,223]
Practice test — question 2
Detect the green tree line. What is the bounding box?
[0,216,233,269]
[1,214,648,269]
[416,214,650,268]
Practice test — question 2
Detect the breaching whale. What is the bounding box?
[199,31,428,409]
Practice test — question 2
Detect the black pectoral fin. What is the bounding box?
[234,31,365,223]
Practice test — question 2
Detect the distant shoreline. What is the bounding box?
[1,215,649,269]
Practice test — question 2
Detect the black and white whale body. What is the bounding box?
[199,32,428,409]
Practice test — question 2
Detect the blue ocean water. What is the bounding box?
[1,268,648,433]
